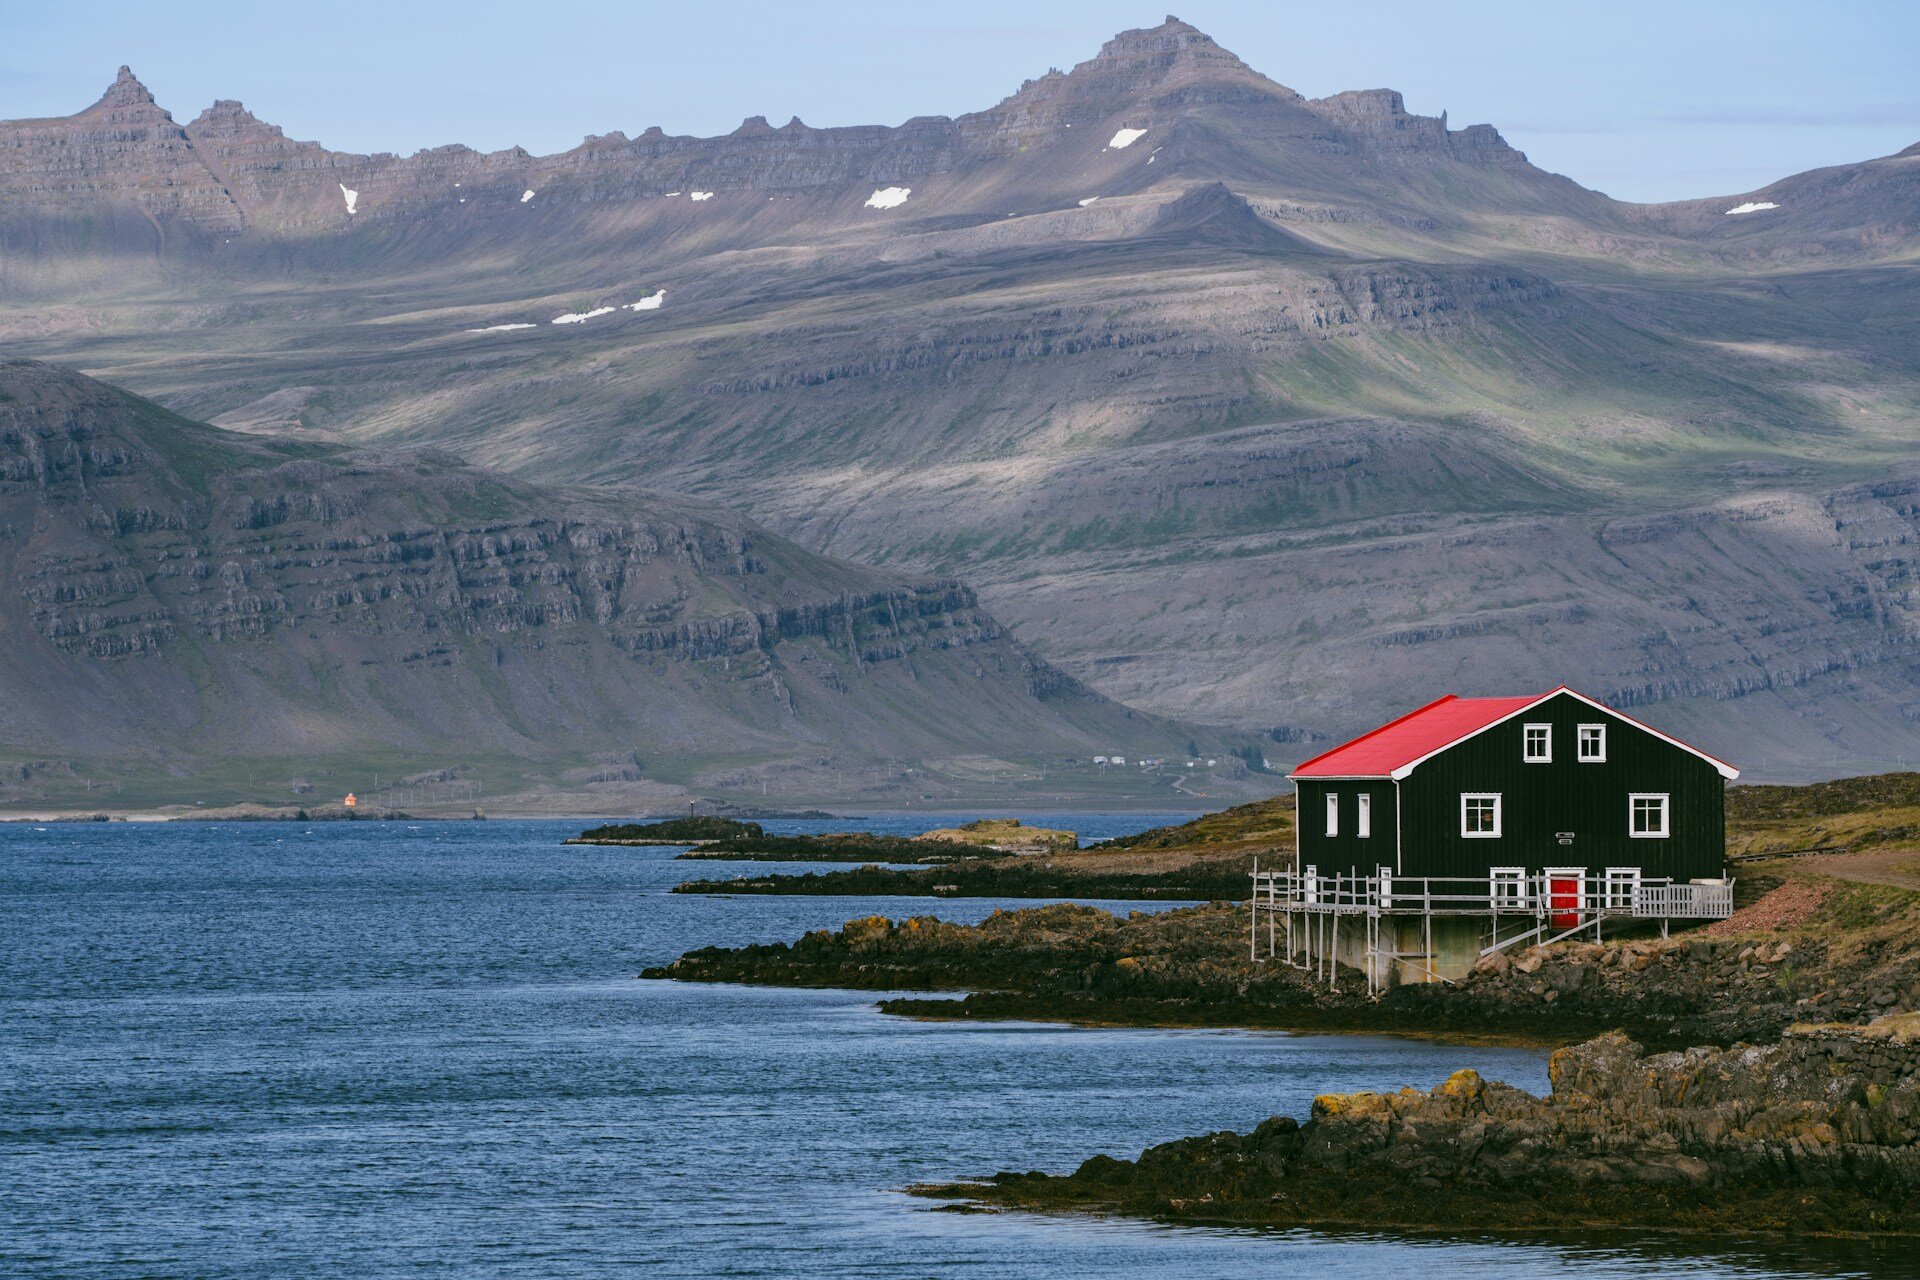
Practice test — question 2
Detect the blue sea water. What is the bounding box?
[0,817,1904,1278]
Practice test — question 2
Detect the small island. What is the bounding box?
[565,816,764,845]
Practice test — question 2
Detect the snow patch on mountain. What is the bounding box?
[521,190,535,203]
[1725,201,1780,215]
[628,290,665,311]
[553,307,615,325]
[467,323,537,333]
[865,186,911,210]
[1107,127,1147,149]
[690,191,714,202]
[339,184,358,215]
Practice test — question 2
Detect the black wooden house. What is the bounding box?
[1288,687,1738,901]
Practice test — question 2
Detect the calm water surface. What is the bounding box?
[0,817,1903,1278]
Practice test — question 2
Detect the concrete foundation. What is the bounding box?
[1282,913,1499,987]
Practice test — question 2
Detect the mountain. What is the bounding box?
[3,18,1918,779]
[0,359,1228,809]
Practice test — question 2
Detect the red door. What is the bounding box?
[1549,875,1583,929]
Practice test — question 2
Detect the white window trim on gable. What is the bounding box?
[1370,687,1738,781]
[1522,723,1551,763]
[1325,792,1338,838]
[1357,794,1372,838]
[1629,792,1670,838]
[1461,792,1502,838]
[1577,723,1607,762]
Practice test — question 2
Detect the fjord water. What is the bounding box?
[0,819,1890,1278]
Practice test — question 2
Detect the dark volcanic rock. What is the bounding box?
[940,1021,1920,1235]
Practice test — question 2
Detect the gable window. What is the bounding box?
[1324,793,1339,838]
[1461,793,1502,838]
[1490,866,1526,908]
[1577,724,1607,762]
[1356,794,1372,839]
[1522,724,1552,763]
[1629,793,1670,838]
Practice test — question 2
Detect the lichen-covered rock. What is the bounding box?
[938,1020,1920,1235]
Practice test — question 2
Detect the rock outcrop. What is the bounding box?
[940,1022,1920,1234]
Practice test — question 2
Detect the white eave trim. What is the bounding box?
[1384,686,1739,782]
[1285,773,1393,782]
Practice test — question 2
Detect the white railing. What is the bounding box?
[1631,880,1734,919]
[1251,869,1733,921]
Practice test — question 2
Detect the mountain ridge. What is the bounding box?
[3,19,1917,780]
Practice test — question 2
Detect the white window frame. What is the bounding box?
[1577,723,1607,762]
[1490,866,1526,908]
[1356,794,1372,839]
[1460,792,1502,839]
[1302,864,1319,904]
[1324,792,1339,838]
[1603,866,1642,910]
[1378,866,1394,909]
[1629,792,1670,839]
[1522,723,1552,763]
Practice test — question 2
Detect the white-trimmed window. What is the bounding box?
[1604,866,1642,909]
[1378,866,1394,908]
[1356,794,1372,839]
[1629,793,1670,838]
[1490,866,1526,908]
[1461,793,1502,838]
[1522,723,1552,763]
[1577,724,1607,762]
[1303,865,1319,904]
[1324,793,1339,838]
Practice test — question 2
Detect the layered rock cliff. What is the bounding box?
[0,359,1177,784]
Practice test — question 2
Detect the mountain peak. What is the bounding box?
[188,99,280,138]
[993,15,1298,116]
[89,65,159,113]
[1083,15,1275,87]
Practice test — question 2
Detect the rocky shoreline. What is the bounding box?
[647,870,1920,1050]
[916,1019,1920,1237]
[672,861,1250,899]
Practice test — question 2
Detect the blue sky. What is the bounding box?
[6,0,1916,202]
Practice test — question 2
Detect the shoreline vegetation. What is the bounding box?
[644,776,1920,1236]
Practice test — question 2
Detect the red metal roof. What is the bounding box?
[1288,686,1739,780]
[1289,693,1544,778]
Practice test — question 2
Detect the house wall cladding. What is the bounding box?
[1294,780,1397,878]
[1396,693,1724,880]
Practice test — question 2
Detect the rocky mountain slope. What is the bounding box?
[3,18,1917,777]
[0,359,1212,806]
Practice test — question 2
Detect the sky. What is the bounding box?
[5,0,1916,203]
